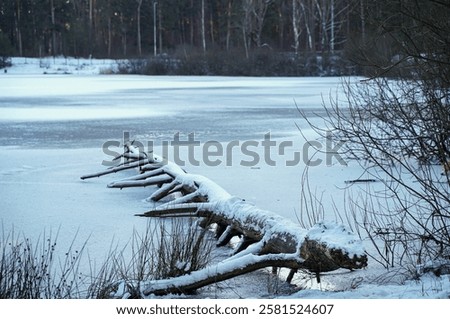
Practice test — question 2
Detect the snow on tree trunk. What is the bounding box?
[81,142,367,296]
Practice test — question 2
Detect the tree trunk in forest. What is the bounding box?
[50,0,57,56]
[137,0,142,56]
[360,0,366,44]
[226,0,233,51]
[158,4,162,55]
[15,0,23,56]
[108,16,112,57]
[317,0,327,52]
[89,0,95,55]
[242,0,252,58]
[120,12,127,57]
[330,0,335,52]
[292,0,301,54]
[209,7,215,47]
[188,0,194,46]
[201,0,206,52]
[308,0,316,52]
[253,0,269,48]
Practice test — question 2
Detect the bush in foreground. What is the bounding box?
[0,219,213,299]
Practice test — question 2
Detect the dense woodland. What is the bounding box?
[0,0,448,76]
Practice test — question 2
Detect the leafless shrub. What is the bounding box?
[296,165,326,229]
[1,218,214,299]
[300,74,449,278]
[299,0,450,277]
[0,228,86,298]
[87,218,214,298]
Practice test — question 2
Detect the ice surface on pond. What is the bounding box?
[0,71,347,277]
[4,66,410,298]
[0,73,346,147]
[1,62,448,298]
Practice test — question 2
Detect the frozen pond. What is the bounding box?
[0,74,352,296]
[0,75,343,147]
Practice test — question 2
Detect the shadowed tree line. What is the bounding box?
[1,1,448,75]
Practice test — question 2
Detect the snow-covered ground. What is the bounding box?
[0,57,449,299]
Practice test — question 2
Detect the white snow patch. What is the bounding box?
[288,273,450,299]
[6,56,119,75]
[306,221,366,257]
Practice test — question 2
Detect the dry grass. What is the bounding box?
[1,218,214,299]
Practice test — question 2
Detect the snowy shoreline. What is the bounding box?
[1,57,449,298]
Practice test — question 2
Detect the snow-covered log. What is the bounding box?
[81,142,367,296]
[142,253,305,295]
[80,142,157,180]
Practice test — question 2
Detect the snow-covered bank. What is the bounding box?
[4,57,118,75]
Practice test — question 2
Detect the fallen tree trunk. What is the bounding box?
[142,253,305,296]
[81,142,367,296]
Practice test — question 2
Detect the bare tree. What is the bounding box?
[241,0,253,58]
[303,0,450,274]
[292,0,302,54]
[253,0,272,48]
[241,0,272,57]
[314,0,348,53]
[300,0,315,51]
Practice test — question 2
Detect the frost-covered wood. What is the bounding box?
[81,142,367,296]
[142,253,305,295]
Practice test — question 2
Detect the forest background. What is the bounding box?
[0,0,426,76]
